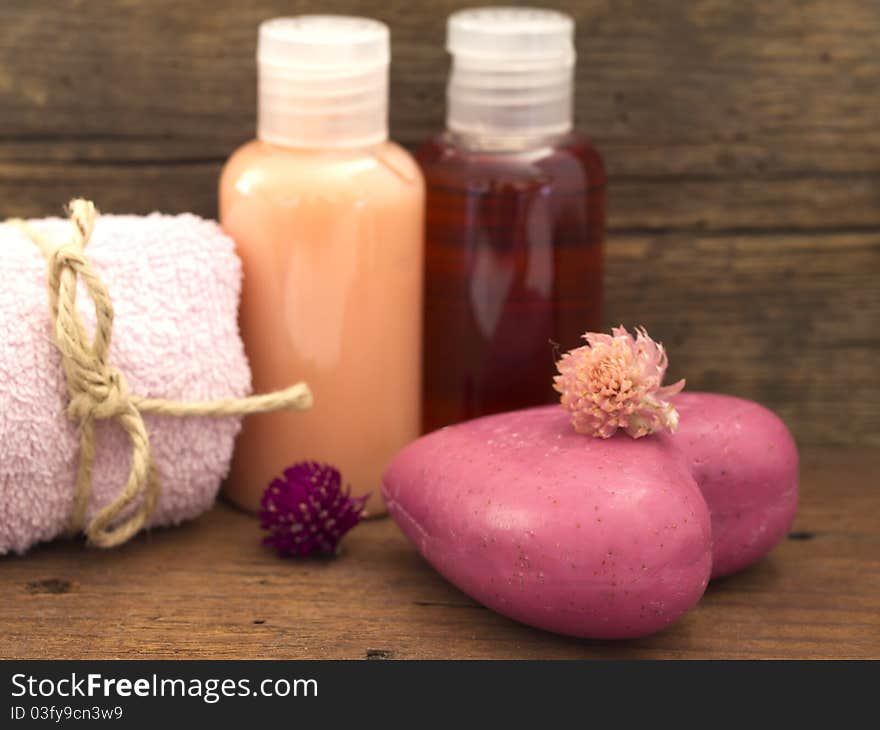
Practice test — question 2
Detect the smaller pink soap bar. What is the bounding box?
[671,393,799,578]
[383,408,712,639]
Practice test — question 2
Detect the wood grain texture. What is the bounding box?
[607,231,880,448]
[0,0,878,446]
[2,0,879,222]
[1,448,877,660]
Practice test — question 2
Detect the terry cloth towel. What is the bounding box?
[0,212,251,554]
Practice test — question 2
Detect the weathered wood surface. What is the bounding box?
[2,0,879,220]
[607,231,880,448]
[0,0,878,446]
[1,448,878,660]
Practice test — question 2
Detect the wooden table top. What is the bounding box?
[3,447,878,660]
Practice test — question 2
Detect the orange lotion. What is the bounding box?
[220,16,424,515]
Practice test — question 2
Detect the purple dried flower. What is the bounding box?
[259,462,368,557]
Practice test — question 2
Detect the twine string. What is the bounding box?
[9,199,313,548]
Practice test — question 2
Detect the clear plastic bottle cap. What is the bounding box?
[257,16,390,149]
[446,7,576,143]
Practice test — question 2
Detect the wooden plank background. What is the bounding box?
[1,0,878,446]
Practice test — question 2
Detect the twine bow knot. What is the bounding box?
[10,199,313,548]
[67,367,129,421]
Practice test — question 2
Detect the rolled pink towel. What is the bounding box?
[0,212,251,554]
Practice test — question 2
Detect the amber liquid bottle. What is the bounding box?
[419,8,605,432]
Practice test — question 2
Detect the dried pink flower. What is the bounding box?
[553,326,685,439]
[259,462,368,557]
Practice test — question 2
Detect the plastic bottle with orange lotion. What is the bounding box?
[220,16,424,515]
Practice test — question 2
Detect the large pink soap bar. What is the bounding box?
[382,407,712,639]
[671,393,798,578]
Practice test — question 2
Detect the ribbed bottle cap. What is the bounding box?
[257,16,390,148]
[447,6,574,63]
[446,7,576,142]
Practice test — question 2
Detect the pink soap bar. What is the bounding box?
[383,407,712,639]
[672,393,799,578]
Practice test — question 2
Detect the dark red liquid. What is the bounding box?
[418,131,606,433]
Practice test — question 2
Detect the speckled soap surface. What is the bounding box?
[383,406,713,639]
[383,394,799,639]
[673,392,799,578]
